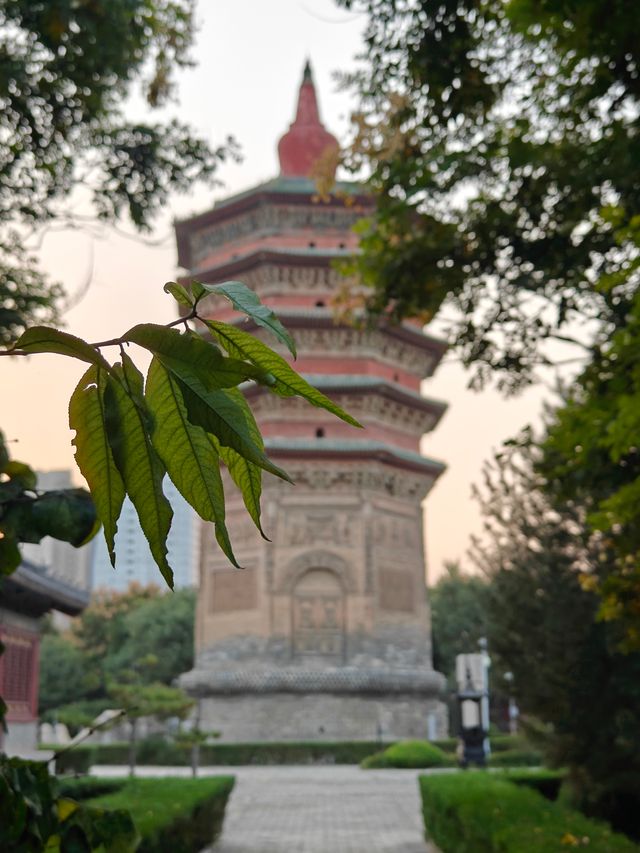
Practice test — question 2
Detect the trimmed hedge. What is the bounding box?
[88,776,234,852]
[362,740,455,769]
[488,748,543,767]
[420,772,639,853]
[57,776,127,801]
[501,769,564,801]
[50,739,393,770]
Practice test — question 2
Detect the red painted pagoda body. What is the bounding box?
[177,63,448,741]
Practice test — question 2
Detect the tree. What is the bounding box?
[429,561,489,683]
[541,287,640,648]
[338,0,640,388]
[473,437,640,837]
[108,682,193,776]
[338,0,640,643]
[0,0,235,342]
[39,585,196,723]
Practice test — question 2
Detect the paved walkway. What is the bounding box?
[210,766,436,853]
[93,764,441,853]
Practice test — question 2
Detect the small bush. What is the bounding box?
[88,776,234,852]
[362,740,454,769]
[420,772,638,853]
[488,748,543,767]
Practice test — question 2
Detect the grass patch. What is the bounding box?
[88,776,234,852]
[420,772,638,852]
[362,740,454,769]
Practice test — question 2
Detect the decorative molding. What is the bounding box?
[191,204,364,266]
[279,550,355,594]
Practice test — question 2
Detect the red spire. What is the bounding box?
[278,61,339,178]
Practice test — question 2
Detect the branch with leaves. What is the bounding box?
[1,281,361,586]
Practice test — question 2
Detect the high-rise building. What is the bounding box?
[177,62,449,740]
[91,477,199,591]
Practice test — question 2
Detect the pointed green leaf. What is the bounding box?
[177,380,292,483]
[145,357,241,567]
[0,431,9,473]
[195,280,297,357]
[124,323,270,388]
[206,319,364,428]
[163,281,194,308]
[11,327,111,369]
[0,536,21,575]
[213,437,266,539]
[104,354,174,588]
[69,365,125,567]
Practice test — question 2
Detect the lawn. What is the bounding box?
[87,776,234,852]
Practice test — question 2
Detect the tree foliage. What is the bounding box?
[339,0,640,390]
[429,561,489,683]
[0,0,235,342]
[473,437,640,837]
[39,586,196,722]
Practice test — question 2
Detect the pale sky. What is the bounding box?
[2,1,557,582]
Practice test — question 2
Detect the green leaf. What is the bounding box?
[206,320,363,427]
[104,354,174,588]
[163,281,194,308]
[145,357,241,567]
[69,365,125,567]
[0,431,9,473]
[195,280,297,357]
[11,327,111,369]
[124,323,270,388]
[215,439,266,539]
[31,490,99,547]
[0,536,21,575]
[177,380,292,483]
[3,460,37,490]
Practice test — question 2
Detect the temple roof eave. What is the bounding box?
[244,375,448,422]
[263,438,446,480]
[174,178,370,269]
[1,562,89,618]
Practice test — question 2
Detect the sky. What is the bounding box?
[2,0,557,582]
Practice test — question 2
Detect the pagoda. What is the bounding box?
[176,62,448,741]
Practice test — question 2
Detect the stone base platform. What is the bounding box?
[198,691,447,742]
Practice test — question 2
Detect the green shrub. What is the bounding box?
[501,769,564,801]
[48,739,394,770]
[488,748,543,767]
[490,734,528,752]
[420,773,638,853]
[136,735,189,765]
[362,740,454,769]
[88,776,234,852]
[57,776,127,801]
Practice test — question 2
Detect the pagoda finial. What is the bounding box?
[278,60,339,178]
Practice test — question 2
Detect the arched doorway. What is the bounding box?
[292,569,345,659]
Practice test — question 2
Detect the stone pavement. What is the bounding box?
[209,765,438,853]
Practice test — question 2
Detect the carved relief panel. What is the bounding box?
[292,569,345,658]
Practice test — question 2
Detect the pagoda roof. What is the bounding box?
[246,373,447,421]
[264,437,446,479]
[175,177,370,270]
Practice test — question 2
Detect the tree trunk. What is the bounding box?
[128,718,137,777]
